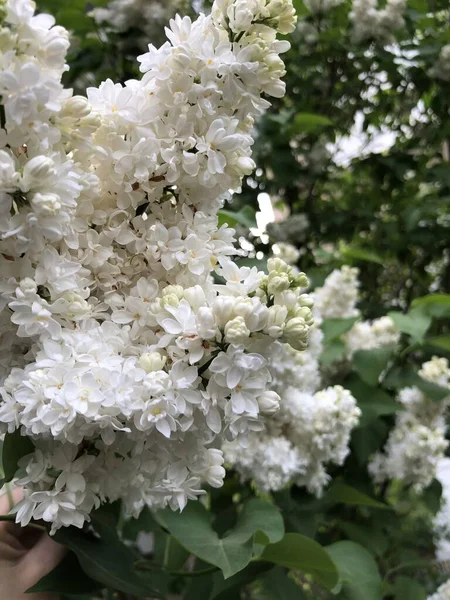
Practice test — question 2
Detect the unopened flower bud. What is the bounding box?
[284,317,310,350]
[139,352,167,373]
[267,272,291,295]
[22,156,54,189]
[267,257,290,275]
[257,391,280,415]
[224,316,251,344]
[236,156,256,175]
[19,277,37,295]
[61,96,91,118]
[294,272,309,289]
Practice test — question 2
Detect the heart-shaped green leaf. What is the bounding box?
[156,499,284,579]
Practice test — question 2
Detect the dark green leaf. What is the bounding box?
[351,419,389,466]
[27,552,103,595]
[383,366,449,401]
[326,541,383,600]
[156,499,284,579]
[211,563,272,599]
[54,511,162,597]
[292,113,333,133]
[338,523,388,557]
[260,533,339,590]
[426,334,450,352]
[394,576,426,600]
[2,430,34,483]
[218,206,256,229]
[260,567,307,600]
[344,375,397,426]
[325,482,389,510]
[353,347,395,386]
[388,310,431,344]
[412,294,450,318]
[320,339,346,366]
[321,317,359,344]
[339,246,384,265]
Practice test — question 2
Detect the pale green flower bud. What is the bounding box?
[267,271,291,295]
[284,316,310,350]
[267,257,291,275]
[224,316,251,344]
[139,352,167,373]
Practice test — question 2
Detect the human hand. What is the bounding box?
[0,488,66,600]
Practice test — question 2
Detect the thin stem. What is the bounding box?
[163,534,171,569]
[0,514,47,532]
[135,560,219,578]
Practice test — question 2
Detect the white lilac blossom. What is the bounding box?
[224,384,360,495]
[0,0,309,533]
[428,580,450,600]
[433,458,450,562]
[313,266,360,322]
[345,316,400,356]
[430,45,450,82]
[224,265,366,495]
[272,242,300,266]
[369,357,450,492]
[350,0,406,44]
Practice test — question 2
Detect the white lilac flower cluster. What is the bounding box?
[313,266,360,322]
[0,0,306,533]
[369,357,450,492]
[345,316,400,356]
[314,266,399,356]
[433,458,450,562]
[428,580,450,600]
[430,45,450,82]
[272,242,300,267]
[224,381,361,495]
[224,289,361,496]
[350,0,406,44]
[91,0,192,46]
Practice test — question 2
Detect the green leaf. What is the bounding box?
[344,375,397,426]
[353,347,395,386]
[412,294,450,318]
[426,334,450,352]
[326,541,383,600]
[321,317,359,344]
[339,246,384,265]
[383,366,449,401]
[338,523,388,557]
[218,206,256,229]
[388,310,431,344]
[156,499,284,579]
[260,567,307,600]
[27,552,103,596]
[292,112,333,133]
[325,482,389,510]
[273,489,321,538]
[260,533,339,591]
[394,576,426,600]
[54,508,162,597]
[320,339,346,366]
[210,563,272,599]
[351,419,389,466]
[2,429,34,483]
